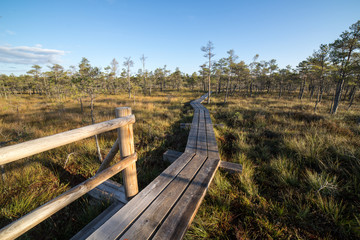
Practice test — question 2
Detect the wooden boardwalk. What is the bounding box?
[74,93,221,240]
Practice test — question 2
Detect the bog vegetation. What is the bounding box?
[0,20,359,239]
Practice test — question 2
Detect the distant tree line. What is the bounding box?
[1,20,359,114]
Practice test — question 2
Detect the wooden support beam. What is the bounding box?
[163,150,183,163]
[116,107,138,200]
[96,139,120,174]
[180,123,191,129]
[88,179,127,204]
[219,161,242,173]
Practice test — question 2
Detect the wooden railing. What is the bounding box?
[0,107,139,240]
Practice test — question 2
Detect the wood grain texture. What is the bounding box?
[152,158,220,240]
[185,109,199,153]
[196,110,208,155]
[163,149,183,163]
[116,107,138,199]
[86,152,195,240]
[0,115,135,165]
[119,154,208,240]
[0,153,137,240]
[87,179,127,203]
[204,110,221,160]
[76,92,220,240]
[219,161,242,173]
[96,139,119,174]
[70,201,125,240]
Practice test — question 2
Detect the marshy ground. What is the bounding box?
[1,91,359,239]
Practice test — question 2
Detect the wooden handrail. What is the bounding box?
[0,115,135,165]
[0,153,137,240]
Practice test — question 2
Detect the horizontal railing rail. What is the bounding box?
[0,114,135,165]
[0,153,137,240]
[0,107,139,240]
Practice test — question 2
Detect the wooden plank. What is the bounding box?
[71,201,125,240]
[180,123,192,129]
[204,111,221,160]
[163,149,183,163]
[193,102,203,109]
[0,153,137,240]
[196,110,207,155]
[119,154,208,240]
[219,161,242,173]
[87,180,127,203]
[153,158,220,240]
[86,152,195,240]
[0,115,135,165]
[185,109,199,153]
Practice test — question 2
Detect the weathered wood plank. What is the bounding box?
[204,110,221,160]
[163,149,183,163]
[79,92,218,240]
[220,161,242,173]
[180,123,191,129]
[153,157,220,240]
[119,154,208,240]
[185,109,199,153]
[70,201,125,240]
[0,153,137,240]
[87,179,127,203]
[86,152,195,240]
[116,107,138,199]
[196,110,208,155]
[0,115,135,165]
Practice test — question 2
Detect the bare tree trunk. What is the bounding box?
[309,85,315,100]
[298,78,306,99]
[149,81,152,96]
[342,85,349,101]
[278,83,282,99]
[218,77,222,93]
[331,78,345,114]
[347,86,356,110]
[249,79,253,97]
[128,78,131,99]
[319,84,324,103]
[90,95,103,163]
[80,97,83,114]
[329,88,336,113]
[348,85,356,101]
[314,87,320,113]
[224,75,230,103]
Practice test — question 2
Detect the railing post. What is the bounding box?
[115,107,138,200]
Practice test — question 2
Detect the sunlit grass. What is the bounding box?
[187,91,360,239]
[0,90,198,238]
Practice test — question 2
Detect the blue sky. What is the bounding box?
[0,0,359,75]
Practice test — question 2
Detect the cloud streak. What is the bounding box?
[6,30,16,35]
[0,45,66,65]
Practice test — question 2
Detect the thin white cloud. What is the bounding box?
[0,45,66,65]
[6,30,16,35]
